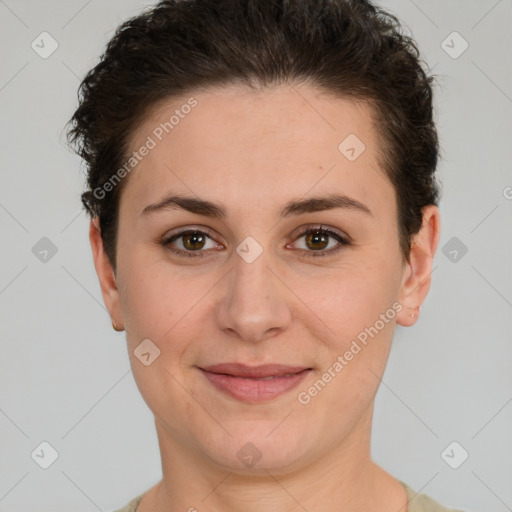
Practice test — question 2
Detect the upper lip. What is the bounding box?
[199,363,311,378]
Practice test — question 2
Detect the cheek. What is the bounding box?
[302,258,399,333]
[296,257,402,398]
[120,260,204,419]
[298,266,399,412]
[118,249,204,341]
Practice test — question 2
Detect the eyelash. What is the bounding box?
[160,225,350,259]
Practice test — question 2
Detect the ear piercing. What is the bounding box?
[112,320,124,332]
[408,306,420,318]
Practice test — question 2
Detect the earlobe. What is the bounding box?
[89,216,124,330]
[396,205,441,327]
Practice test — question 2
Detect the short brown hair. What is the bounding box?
[66,0,441,271]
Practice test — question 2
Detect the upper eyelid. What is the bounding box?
[290,224,347,240]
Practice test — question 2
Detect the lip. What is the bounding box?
[198,364,313,403]
[201,363,311,378]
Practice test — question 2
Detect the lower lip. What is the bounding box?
[199,368,312,403]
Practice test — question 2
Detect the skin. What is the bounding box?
[89,83,440,511]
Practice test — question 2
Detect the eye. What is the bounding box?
[161,228,221,258]
[288,225,350,258]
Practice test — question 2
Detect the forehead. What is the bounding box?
[120,83,394,221]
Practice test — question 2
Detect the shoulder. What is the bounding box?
[110,490,148,512]
[400,481,467,512]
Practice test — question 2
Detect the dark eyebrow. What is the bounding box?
[140,193,373,219]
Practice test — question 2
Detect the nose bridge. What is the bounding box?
[215,240,291,342]
[233,243,273,301]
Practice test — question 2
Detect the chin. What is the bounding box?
[197,422,311,475]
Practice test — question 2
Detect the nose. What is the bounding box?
[214,249,292,343]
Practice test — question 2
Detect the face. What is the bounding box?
[91,83,439,475]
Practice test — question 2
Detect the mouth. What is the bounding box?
[197,363,313,403]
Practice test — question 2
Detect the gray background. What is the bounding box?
[1,0,511,510]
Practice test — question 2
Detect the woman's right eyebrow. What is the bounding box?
[140,193,373,219]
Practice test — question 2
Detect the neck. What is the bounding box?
[140,407,408,512]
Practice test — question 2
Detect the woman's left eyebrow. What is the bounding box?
[140,193,373,219]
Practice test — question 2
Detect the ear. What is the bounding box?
[89,216,124,329]
[396,204,441,327]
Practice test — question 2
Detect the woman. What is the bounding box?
[66,0,464,510]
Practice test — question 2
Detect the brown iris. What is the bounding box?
[182,231,207,251]
[305,230,329,251]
